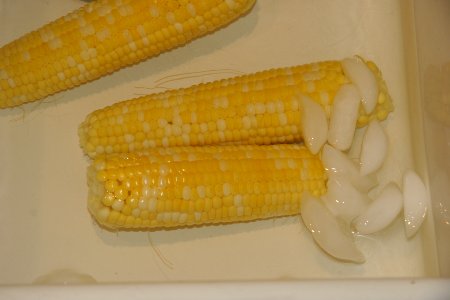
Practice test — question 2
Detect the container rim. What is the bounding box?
[1,278,450,300]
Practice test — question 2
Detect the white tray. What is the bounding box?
[0,0,449,297]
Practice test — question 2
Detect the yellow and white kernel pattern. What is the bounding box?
[0,0,256,108]
[79,59,393,158]
[87,144,326,229]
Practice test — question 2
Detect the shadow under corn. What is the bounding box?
[92,215,303,247]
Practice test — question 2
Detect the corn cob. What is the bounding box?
[88,144,326,229]
[0,0,256,108]
[79,58,393,158]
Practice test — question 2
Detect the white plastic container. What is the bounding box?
[0,0,449,298]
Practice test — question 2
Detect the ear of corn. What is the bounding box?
[0,0,256,108]
[88,144,326,229]
[79,58,393,158]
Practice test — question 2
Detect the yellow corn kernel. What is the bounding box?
[0,0,256,108]
[79,58,393,158]
[87,144,327,229]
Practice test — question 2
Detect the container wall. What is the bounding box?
[411,0,450,276]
